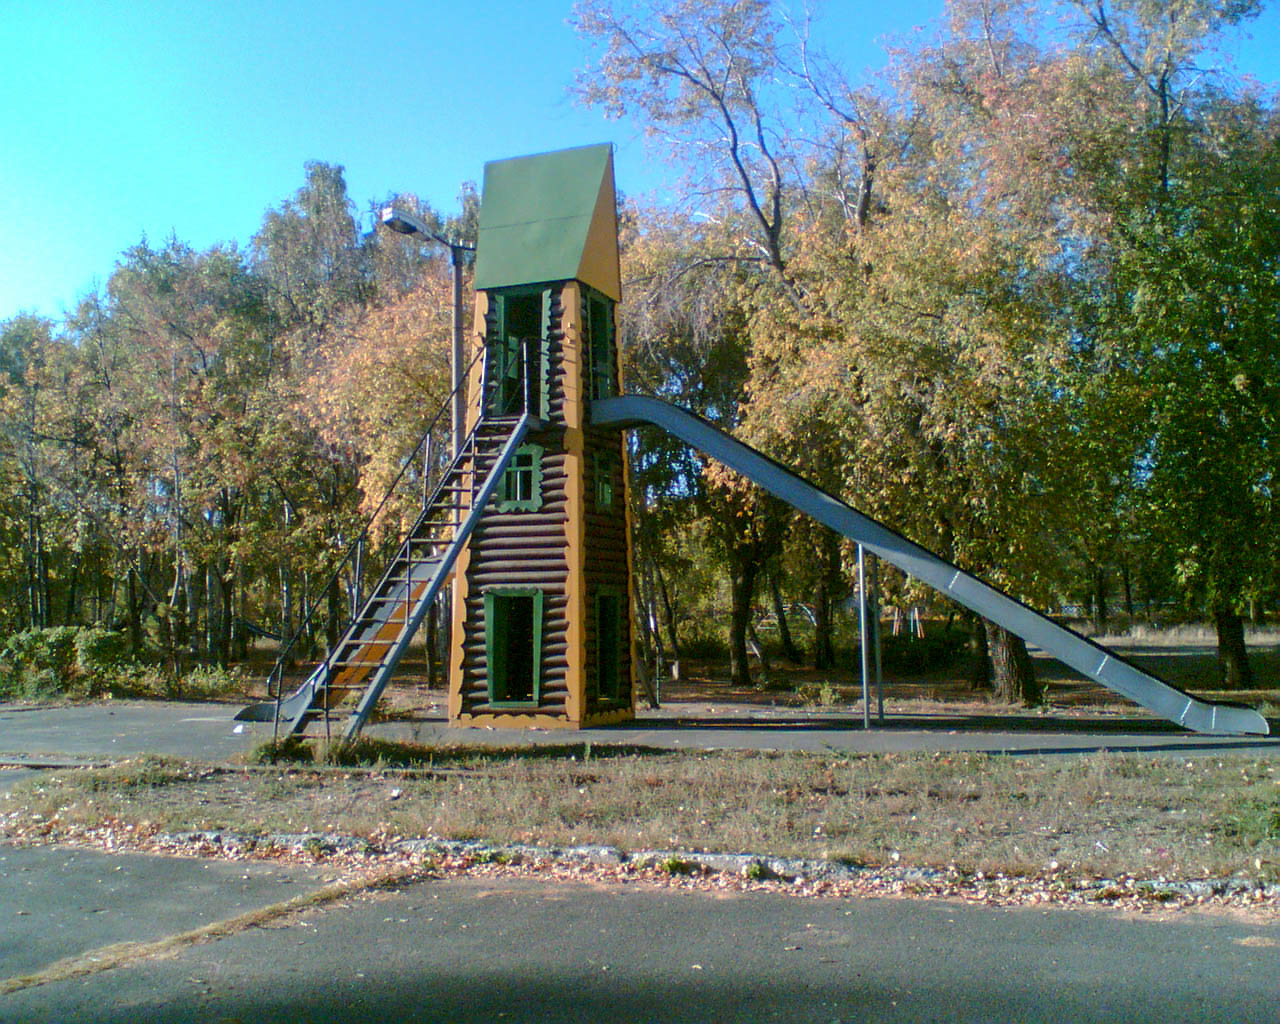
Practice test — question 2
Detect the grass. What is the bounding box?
[5,745,1278,885]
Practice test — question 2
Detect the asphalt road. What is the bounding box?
[3,869,1277,1023]
[3,699,1278,770]
[3,702,1279,1022]
[0,844,329,978]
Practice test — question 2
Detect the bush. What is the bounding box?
[796,680,841,707]
[174,663,247,699]
[0,626,244,701]
[675,619,727,660]
[74,628,131,681]
[1,627,91,700]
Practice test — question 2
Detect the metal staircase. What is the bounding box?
[237,338,541,742]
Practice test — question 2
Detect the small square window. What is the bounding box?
[498,443,542,512]
[594,452,616,510]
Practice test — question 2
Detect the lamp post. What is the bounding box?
[378,206,473,457]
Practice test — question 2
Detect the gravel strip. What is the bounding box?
[8,822,1276,917]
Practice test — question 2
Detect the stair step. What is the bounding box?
[345,623,411,636]
[300,708,355,721]
[308,686,362,698]
[348,619,411,631]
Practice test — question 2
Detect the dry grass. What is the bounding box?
[5,745,1278,884]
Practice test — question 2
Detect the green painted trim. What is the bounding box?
[485,588,544,708]
[496,442,543,512]
[594,449,616,511]
[486,286,551,419]
[539,287,552,418]
[594,586,624,702]
[585,287,617,402]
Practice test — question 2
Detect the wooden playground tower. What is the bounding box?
[448,143,635,728]
[241,144,636,738]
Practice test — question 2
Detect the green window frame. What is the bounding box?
[594,450,616,511]
[586,290,616,401]
[497,443,543,512]
[485,588,544,708]
[594,587,624,702]
[488,287,552,418]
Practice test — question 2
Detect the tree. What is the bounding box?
[251,163,375,653]
[252,161,372,333]
[0,315,59,629]
[575,0,795,276]
[1054,0,1275,686]
[619,203,789,685]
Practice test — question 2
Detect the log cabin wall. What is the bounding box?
[582,423,632,715]
[580,283,633,719]
[454,284,576,722]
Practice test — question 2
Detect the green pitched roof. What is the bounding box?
[474,143,620,300]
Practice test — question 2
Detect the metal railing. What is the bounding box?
[265,330,543,738]
[266,344,488,707]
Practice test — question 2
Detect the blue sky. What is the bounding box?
[2,0,1277,323]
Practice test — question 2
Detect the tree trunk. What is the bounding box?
[727,561,758,689]
[64,553,82,625]
[989,624,1041,706]
[127,563,143,655]
[812,533,841,670]
[425,597,440,689]
[654,563,682,670]
[325,574,342,654]
[1213,606,1254,689]
[813,577,835,670]
[1120,558,1135,619]
[967,614,991,690]
[218,561,233,668]
[770,572,803,664]
[1091,564,1108,635]
[203,564,214,658]
[747,620,771,681]
[234,559,249,661]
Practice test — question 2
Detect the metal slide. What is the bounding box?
[593,395,1269,736]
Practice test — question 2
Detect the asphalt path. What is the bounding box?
[0,844,329,978]
[3,872,1277,1023]
[3,701,1279,1022]
[3,700,1278,772]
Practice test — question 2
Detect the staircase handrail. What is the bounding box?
[266,342,489,699]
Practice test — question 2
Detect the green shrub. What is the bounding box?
[0,626,181,700]
[797,681,842,707]
[660,855,697,875]
[174,663,247,699]
[102,661,173,699]
[250,736,315,764]
[73,628,131,680]
[1,627,87,699]
[675,619,727,660]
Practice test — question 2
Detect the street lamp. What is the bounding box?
[378,206,474,457]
